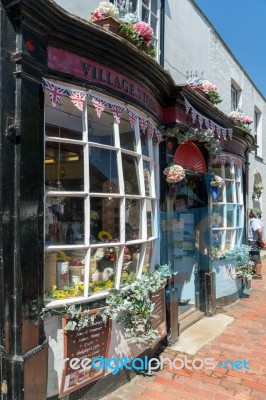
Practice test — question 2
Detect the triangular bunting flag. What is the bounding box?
[68,90,87,112]
[42,78,67,108]
[90,95,107,118]
[109,103,124,124]
[127,109,138,127]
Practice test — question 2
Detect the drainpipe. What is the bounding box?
[159,0,165,67]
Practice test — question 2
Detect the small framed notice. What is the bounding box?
[59,309,112,397]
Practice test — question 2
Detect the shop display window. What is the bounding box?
[211,160,244,250]
[44,84,160,304]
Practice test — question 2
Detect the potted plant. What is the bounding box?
[254,183,264,199]
[225,245,254,294]
[229,111,253,133]
[90,2,120,33]
[186,77,223,105]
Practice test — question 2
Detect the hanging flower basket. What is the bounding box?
[210,175,224,200]
[163,164,185,183]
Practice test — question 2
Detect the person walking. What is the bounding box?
[249,208,265,279]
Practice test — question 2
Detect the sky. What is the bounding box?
[194,0,266,98]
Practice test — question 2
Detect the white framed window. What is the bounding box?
[44,83,160,307]
[114,0,160,59]
[211,158,244,251]
[254,108,262,159]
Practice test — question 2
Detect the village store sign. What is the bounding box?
[48,47,163,119]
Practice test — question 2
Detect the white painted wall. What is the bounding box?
[53,0,99,19]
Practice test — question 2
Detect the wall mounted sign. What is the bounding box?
[48,46,163,120]
[60,310,112,397]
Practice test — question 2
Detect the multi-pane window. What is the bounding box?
[231,86,238,111]
[211,159,244,250]
[114,0,160,58]
[44,85,159,305]
[254,108,262,158]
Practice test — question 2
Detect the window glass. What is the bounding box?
[44,249,86,299]
[90,149,118,193]
[89,246,118,293]
[88,104,114,146]
[44,87,159,303]
[45,96,83,140]
[210,160,244,251]
[122,154,140,195]
[45,143,84,191]
[119,110,136,151]
[90,197,120,243]
[45,196,84,246]
[125,199,142,240]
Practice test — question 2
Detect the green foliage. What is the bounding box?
[225,244,254,280]
[177,128,222,157]
[207,89,223,105]
[41,267,172,347]
[119,22,156,58]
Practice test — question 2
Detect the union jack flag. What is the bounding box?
[68,90,87,112]
[127,109,138,127]
[155,128,162,143]
[147,122,154,138]
[109,103,124,124]
[139,117,149,133]
[42,78,67,108]
[191,108,197,124]
[90,95,107,118]
[184,98,191,114]
[204,118,210,129]
[227,128,233,140]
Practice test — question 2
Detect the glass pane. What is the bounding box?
[89,246,118,293]
[45,196,84,245]
[143,242,152,275]
[151,14,157,35]
[45,143,84,191]
[121,243,141,279]
[142,6,149,22]
[122,154,140,195]
[225,181,233,203]
[141,132,149,156]
[116,0,137,14]
[90,197,120,243]
[151,0,157,14]
[88,105,115,146]
[225,163,231,179]
[45,95,83,140]
[143,161,151,196]
[119,111,136,151]
[227,205,235,227]
[125,199,141,240]
[236,206,242,227]
[147,199,153,237]
[90,149,118,193]
[212,205,224,228]
[225,230,233,250]
[44,249,86,299]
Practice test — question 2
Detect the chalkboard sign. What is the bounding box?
[60,310,112,397]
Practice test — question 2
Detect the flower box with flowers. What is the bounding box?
[187,77,222,105]
[90,2,156,57]
[229,111,253,132]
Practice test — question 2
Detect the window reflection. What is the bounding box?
[122,154,140,195]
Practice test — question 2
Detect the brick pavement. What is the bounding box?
[101,260,266,400]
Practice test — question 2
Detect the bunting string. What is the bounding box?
[183,95,233,141]
[41,78,162,142]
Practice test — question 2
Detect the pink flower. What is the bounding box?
[134,21,154,44]
[241,115,253,125]
[163,164,185,183]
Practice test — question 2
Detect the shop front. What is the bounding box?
[0,1,255,399]
[0,0,179,399]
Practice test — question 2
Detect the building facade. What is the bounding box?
[0,0,259,399]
